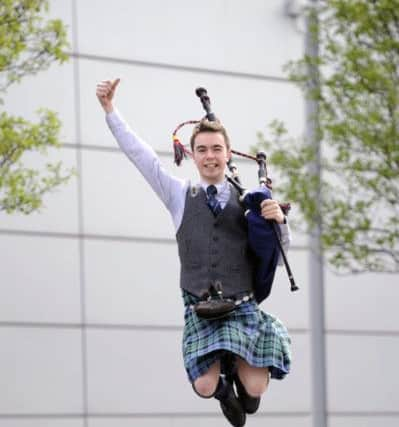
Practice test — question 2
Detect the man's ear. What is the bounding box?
[226,150,232,161]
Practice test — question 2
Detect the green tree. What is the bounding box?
[256,0,399,273]
[0,0,73,214]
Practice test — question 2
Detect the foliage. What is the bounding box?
[0,0,73,214]
[256,0,399,273]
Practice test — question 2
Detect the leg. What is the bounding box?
[236,357,270,397]
[192,360,221,398]
[234,357,270,414]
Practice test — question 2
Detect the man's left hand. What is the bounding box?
[260,199,285,224]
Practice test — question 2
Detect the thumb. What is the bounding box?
[111,78,120,90]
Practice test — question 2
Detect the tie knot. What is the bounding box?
[206,185,217,197]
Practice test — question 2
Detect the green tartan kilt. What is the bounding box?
[182,291,292,382]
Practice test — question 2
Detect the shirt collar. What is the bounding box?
[199,179,228,195]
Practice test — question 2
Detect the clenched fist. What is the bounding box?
[260,199,285,224]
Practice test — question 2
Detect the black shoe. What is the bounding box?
[234,374,261,414]
[215,377,246,427]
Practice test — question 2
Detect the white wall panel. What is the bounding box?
[89,420,173,427]
[182,417,312,427]
[79,59,304,151]
[169,417,311,427]
[328,416,399,427]
[76,0,302,77]
[3,61,77,144]
[84,239,181,326]
[0,148,79,234]
[261,250,309,330]
[0,235,80,323]
[86,329,310,413]
[325,272,399,332]
[264,332,311,413]
[0,327,83,414]
[86,328,196,414]
[89,415,311,427]
[81,149,175,239]
[327,335,399,412]
[0,421,84,427]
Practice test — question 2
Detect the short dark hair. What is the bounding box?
[190,118,230,151]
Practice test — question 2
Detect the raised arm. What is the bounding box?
[96,78,120,113]
[96,79,188,230]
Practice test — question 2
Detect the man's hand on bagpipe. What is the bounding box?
[260,199,285,224]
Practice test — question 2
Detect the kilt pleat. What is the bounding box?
[182,291,291,382]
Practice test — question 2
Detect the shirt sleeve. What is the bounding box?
[105,109,187,229]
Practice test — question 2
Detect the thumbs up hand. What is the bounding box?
[96,78,121,113]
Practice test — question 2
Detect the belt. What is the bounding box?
[189,292,254,312]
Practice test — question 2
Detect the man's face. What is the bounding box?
[192,131,231,184]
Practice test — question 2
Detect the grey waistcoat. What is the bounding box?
[176,184,255,298]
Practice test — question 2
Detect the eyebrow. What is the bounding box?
[195,143,224,150]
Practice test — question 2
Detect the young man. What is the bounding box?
[96,79,291,427]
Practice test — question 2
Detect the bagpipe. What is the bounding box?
[173,87,298,318]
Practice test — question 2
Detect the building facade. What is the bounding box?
[1,1,398,426]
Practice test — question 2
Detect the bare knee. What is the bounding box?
[193,361,221,398]
[242,376,269,397]
[237,360,270,397]
[193,375,219,397]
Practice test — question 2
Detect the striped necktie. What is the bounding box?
[206,185,222,216]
